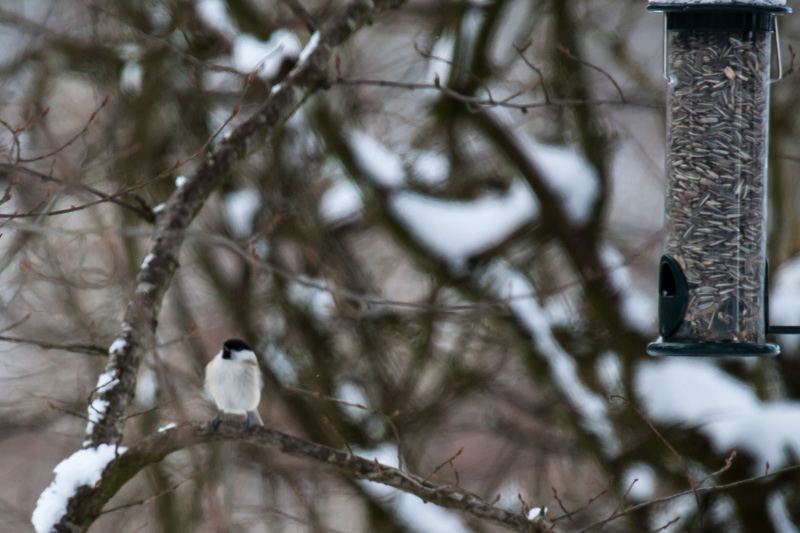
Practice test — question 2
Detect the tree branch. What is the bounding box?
[51,1,408,531]
[63,422,563,533]
[84,0,407,449]
[0,334,107,356]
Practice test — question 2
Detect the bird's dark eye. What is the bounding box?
[222,348,232,360]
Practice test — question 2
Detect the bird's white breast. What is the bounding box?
[205,353,262,414]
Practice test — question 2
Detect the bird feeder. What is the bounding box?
[647,0,795,356]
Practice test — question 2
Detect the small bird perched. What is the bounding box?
[205,339,263,432]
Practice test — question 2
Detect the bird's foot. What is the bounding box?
[210,413,222,430]
[245,411,257,433]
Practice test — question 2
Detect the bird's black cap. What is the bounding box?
[223,339,253,352]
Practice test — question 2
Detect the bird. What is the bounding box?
[205,339,264,432]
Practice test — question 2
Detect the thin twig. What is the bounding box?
[576,463,800,533]
[610,395,703,530]
[99,476,195,514]
[320,415,353,456]
[554,43,626,103]
[281,0,317,32]
[19,96,110,163]
[330,77,656,111]
[285,385,404,469]
[550,476,612,523]
[517,492,530,516]
[88,368,120,406]
[550,487,572,521]
[47,400,90,421]
[697,450,736,486]
[594,477,638,532]
[0,334,107,356]
[424,447,463,483]
[1,163,153,221]
[513,40,551,103]
[649,516,681,532]
[412,41,494,97]
[0,313,32,333]
[0,101,243,221]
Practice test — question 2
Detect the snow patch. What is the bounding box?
[140,253,156,270]
[152,203,166,214]
[525,142,599,224]
[350,132,405,188]
[602,247,655,333]
[288,278,335,320]
[637,359,800,469]
[412,151,449,185]
[175,175,187,187]
[768,491,800,533]
[769,257,800,351]
[390,181,538,272]
[84,370,120,440]
[298,31,320,63]
[491,110,598,224]
[481,260,619,454]
[157,422,176,433]
[597,351,623,396]
[136,367,157,407]
[621,462,656,501]
[120,62,143,93]
[426,35,455,84]
[233,31,300,80]
[32,444,126,533]
[108,338,128,356]
[335,382,370,422]
[354,444,470,533]
[526,507,547,520]
[320,179,363,223]
[222,189,261,238]
[263,344,298,385]
[94,370,120,395]
[196,0,237,38]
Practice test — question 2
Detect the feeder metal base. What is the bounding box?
[647,341,780,357]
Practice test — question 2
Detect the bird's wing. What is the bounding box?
[241,358,263,389]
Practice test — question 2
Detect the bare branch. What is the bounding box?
[0,163,154,221]
[329,77,658,111]
[611,395,703,528]
[0,334,107,356]
[575,463,800,533]
[63,422,564,533]
[554,43,626,103]
[282,0,317,32]
[18,96,110,163]
[84,0,410,448]
[53,1,412,530]
[424,447,464,484]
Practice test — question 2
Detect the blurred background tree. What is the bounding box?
[1,0,800,531]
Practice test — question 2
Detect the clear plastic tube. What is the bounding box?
[663,29,770,343]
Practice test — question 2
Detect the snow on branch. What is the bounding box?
[31,445,126,533]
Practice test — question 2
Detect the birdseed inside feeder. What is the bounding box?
[646,0,792,356]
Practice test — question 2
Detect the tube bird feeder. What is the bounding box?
[647,0,794,356]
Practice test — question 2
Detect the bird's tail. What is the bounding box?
[247,409,263,426]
